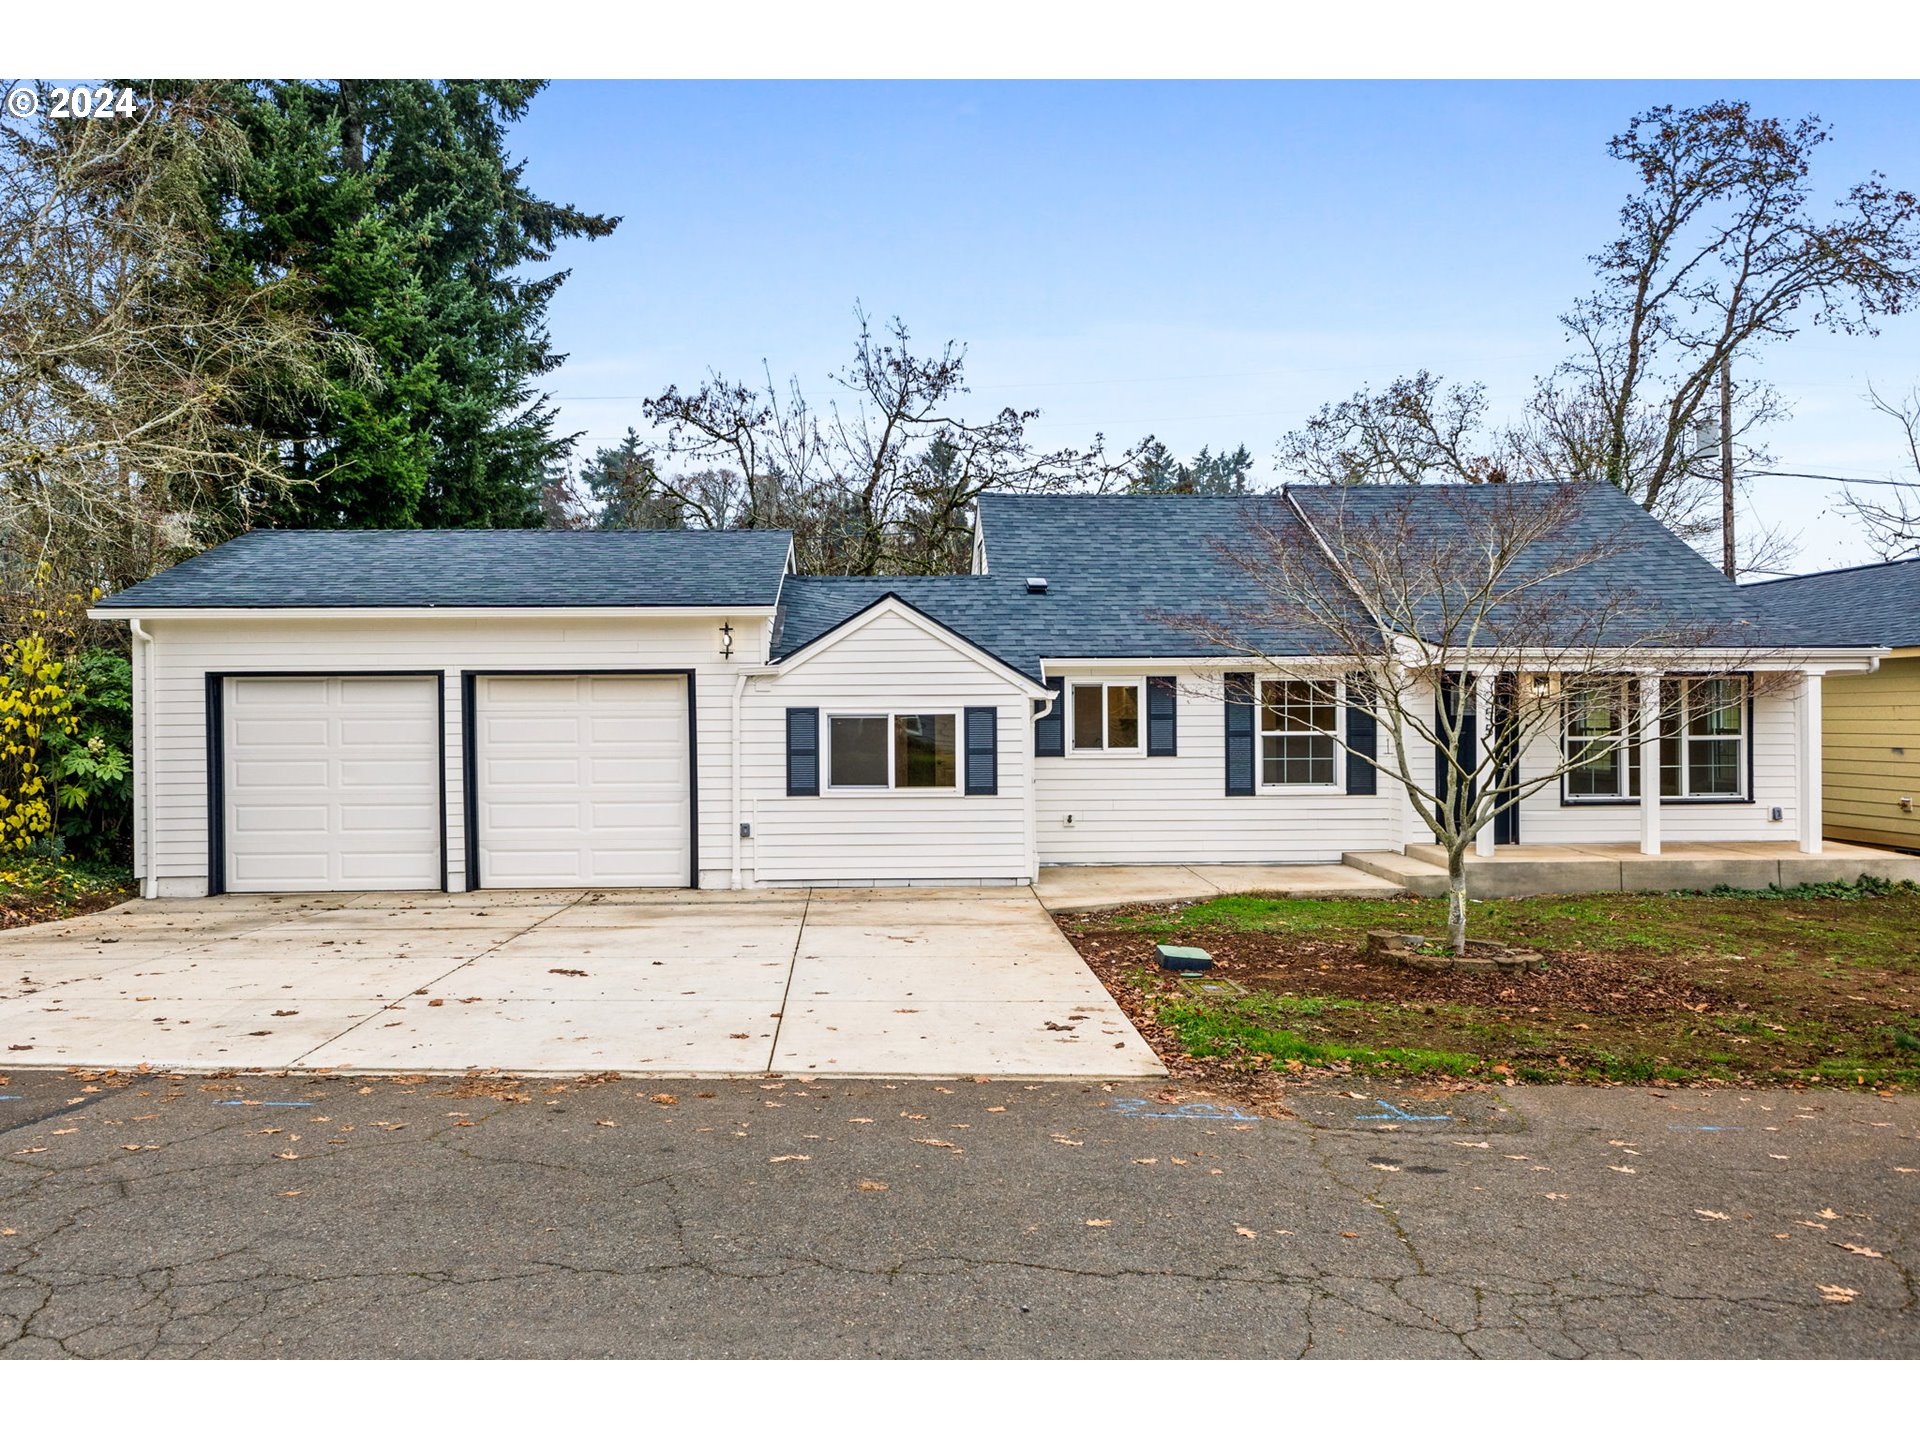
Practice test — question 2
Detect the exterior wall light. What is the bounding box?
[719,621,734,659]
[1530,674,1552,699]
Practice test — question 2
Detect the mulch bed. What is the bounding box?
[1075,927,1723,1017]
[1,887,130,931]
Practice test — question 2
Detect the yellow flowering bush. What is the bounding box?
[0,571,89,854]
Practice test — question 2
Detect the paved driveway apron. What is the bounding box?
[0,888,1162,1079]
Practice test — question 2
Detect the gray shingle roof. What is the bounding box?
[1746,557,1920,648]
[1285,481,1800,647]
[94,528,795,610]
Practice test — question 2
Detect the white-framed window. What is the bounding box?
[1661,677,1747,798]
[1562,676,1748,802]
[1563,678,1634,799]
[826,712,959,791]
[1259,678,1339,788]
[1069,680,1142,754]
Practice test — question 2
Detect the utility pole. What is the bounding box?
[1719,357,1736,579]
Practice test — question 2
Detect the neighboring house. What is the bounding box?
[1749,558,1920,852]
[92,484,1877,898]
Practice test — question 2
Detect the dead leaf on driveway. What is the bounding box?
[595,1120,619,1128]
[1695,1209,1731,1220]
[1049,1134,1084,1147]
[768,1154,811,1163]
[1817,1284,1858,1304]
[1451,1140,1490,1149]
[1234,1226,1257,1238]
[857,1180,888,1192]
[548,968,587,977]
[1816,1208,1842,1220]
[276,1151,299,1160]
[1835,1243,1884,1258]
[1609,1166,1638,1174]
[1132,1158,1157,1165]
[1370,1162,1401,1172]
[650,1094,679,1106]
[1793,1220,1829,1230]
[1085,1219,1113,1228]
[914,1138,961,1151]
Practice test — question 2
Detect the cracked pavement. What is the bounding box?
[1,1071,1915,1358]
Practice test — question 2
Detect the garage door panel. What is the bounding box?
[475,674,689,889]
[224,675,440,893]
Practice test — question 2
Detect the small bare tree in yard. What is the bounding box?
[1172,483,1772,955]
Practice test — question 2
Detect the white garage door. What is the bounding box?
[473,674,690,889]
[224,675,441,893]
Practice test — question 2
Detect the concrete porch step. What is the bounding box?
[1339,851,1448,897]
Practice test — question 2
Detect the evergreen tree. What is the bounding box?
[214,80,617,528]
[1130,441,1256,494]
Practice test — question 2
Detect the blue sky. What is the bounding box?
[512,81,1920,572]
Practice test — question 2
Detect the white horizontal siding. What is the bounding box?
[744,609,1034,883]
[139,612,761,893]
[1035,669,1404,864]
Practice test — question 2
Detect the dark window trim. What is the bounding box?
[204,670,449,899]
[459,669,699,891]
[1558,674,1756,808]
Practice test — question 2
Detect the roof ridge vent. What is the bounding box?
[1025,576,1049,595]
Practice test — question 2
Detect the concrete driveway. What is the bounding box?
[0,888,1163,1079]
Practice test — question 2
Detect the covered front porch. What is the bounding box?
[1343,839,1920,899]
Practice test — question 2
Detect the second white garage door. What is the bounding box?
[472,674,691,888]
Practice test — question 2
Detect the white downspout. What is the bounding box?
[731,664,781,889]
[130,618,156,900]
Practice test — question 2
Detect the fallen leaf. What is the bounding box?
[276,1151,299,1160]
[1340,1231,1360,1239]
[1817,1207,1842,1220]
[986,1106,1007,1113]
[1049,1134,1084,1147]
[1695,1209,1730,1220]
[1132,1158,1158,1165]
[857,1180,888,1192]
[1609,1165,1637,1174]
[595,1119,619,1128]
[1835,1243,1884,1258]
[426,998,444,1007]
[1085,1219,1113,1228]
[768,1154,811,1163]
[1451,1140,1490,1148]
[1817,1284,1858,1304]
[1234,1226,1257,1238]
[1793,1220,1829,1230]
[650,1094,679,1106]
[1369,1162,1401,1172]
[1542,1193,1569,1200]
[51,1127,76,1135]
[914,1138,961,1150]
[848,1117,874,1124]
[548,968,587,977]
[280,1190,303,1198]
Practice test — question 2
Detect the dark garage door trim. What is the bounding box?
[204,670,448,898]
[459,669,700,893]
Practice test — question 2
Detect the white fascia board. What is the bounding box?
[88,605,778,622]
[777,594,1051,700]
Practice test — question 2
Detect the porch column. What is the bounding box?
[1797,670,1823,855]
[1638,672,1662,856]
[1474,670,1496,858]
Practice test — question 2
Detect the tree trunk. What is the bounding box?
[1447,846,1469,956]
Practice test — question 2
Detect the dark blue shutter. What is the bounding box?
[1344,673,1377,795]
[1434,677,1476,826]
[1146,676,1177,757]
[964,706,998,795]
[1224,672,1255,796]
[786,707,819,796]
[1034,676,1066,757]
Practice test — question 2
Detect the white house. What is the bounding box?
[91,485,1881,898]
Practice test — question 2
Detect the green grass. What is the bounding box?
[1073,882,1920,1088]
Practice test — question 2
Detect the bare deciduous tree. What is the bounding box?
[1839,382,1920,560]
[0,83,361,598]
[637,311,1143,573]
[1171,483,1776,954]
[1545,100,1920,545]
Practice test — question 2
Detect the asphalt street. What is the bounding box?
[1,1070,1915,1358]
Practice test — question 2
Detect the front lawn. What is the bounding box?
[0,855,135,930]
[1058,879,1920,1090]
